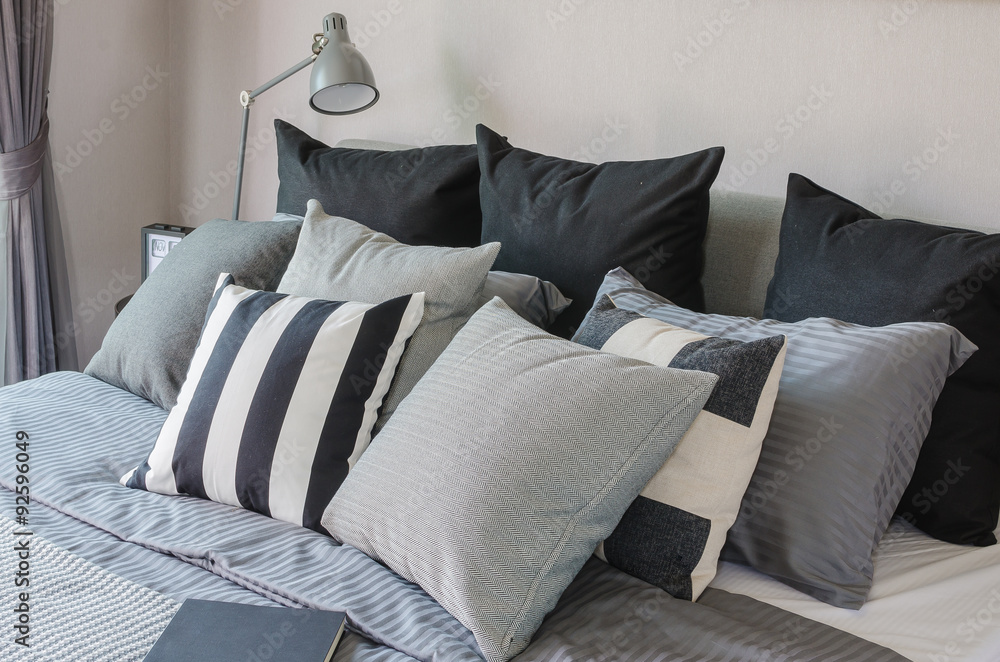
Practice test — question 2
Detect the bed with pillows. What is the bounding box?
[1,121,999,661]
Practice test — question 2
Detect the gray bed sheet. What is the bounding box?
[0,372,908,661]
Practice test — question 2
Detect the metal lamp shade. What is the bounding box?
[309,13,379,115]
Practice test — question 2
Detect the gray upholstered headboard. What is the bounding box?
[702,190,784,319]
[334,139,788,321]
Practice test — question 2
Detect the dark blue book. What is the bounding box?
[143,599,346,662]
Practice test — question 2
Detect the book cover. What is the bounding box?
[143,599,347,662]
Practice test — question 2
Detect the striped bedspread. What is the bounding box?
[0,372,907,661]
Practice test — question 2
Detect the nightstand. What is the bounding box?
[115,295,133,317]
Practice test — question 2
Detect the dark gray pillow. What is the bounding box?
[595,268,975,608]
[479,271,571,329]
[277,200,500,432]
[324,298,717,662]
[85,219,302,410]
[275,119,482,247]
[766,173,1000,546]
[477,123,724,337]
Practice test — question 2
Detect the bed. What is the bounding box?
[1,124,998,662]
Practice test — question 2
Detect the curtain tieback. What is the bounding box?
[0,118,49,200]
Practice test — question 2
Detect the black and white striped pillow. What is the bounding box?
[122,274,425,532]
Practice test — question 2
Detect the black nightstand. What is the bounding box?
[115,295,133,317]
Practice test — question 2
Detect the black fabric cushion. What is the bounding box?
[476,124,724,337]
[765,173,1000,546]
[275,119,482,247]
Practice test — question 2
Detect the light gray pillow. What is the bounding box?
[276,200,500,430]
[85,219,302,410]
[595,267,976,608]
[270,213,567,330]
[323,298,717,662]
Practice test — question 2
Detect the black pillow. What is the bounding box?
[476,124,724,337]
[765,173,1000,546]
[275,119,482,247]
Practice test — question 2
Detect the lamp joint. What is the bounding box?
[312,34,329,56]
[240,90,254,108]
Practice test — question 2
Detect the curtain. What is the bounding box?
[0,0,55,385]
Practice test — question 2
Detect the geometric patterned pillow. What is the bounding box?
[122,274,424,533]
[574,295,787,600]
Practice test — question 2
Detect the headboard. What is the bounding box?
[702,190,784,319]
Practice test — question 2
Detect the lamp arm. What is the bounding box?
[246,54,318,102]
[232,53,318,220]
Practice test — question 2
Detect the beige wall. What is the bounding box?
[48,0,170,367]
[50,0,1000,366]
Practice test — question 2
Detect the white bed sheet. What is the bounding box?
[709,519,1000,662]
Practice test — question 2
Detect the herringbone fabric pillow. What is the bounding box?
[277,200,500,432]
[323,298,717,662]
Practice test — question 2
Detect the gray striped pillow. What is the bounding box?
[122,274,424,532]
[595,268,976,608]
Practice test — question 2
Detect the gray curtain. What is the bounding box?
[0,0,56,385]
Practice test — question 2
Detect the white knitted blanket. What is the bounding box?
[0,515,179,661]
